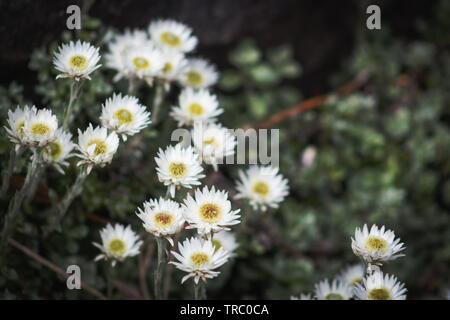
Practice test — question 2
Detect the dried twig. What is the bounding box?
[247,70,370,129]
[8,238,107,300]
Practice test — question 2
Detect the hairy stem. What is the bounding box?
[48,166,90,232]
[0,146,24,198]
[154,237,165,300]
[0,148,42,254]
[151,82,166,124]
[63,80,83,130]
[194,281,207,300]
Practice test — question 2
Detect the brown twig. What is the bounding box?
[8,238,107,300]
[249,70,370,129]
[138,242,154,300]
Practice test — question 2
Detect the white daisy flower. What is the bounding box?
[178,58,219,89]
[136,197,185,246]
[149,19,198,53]
[290,293,314,300]
[183,186,241,236]
[314,279,354,300]
[339,264,365,287]
[155,144,205,198]
[53,40,101,80]
[157,48,187,84]
[93,224,142,267]
[211,230,238,257]
[76,124,119,172]
[22,108,58,148]
[351,224,405,265]
[169,237,229,284]
[170,88,223,126]
[192,122,236,171]
[124,43,164,82]
[100,93,151,141]
[235,166,289,212]
[42,129,75,174]
[354,271,407,300]
[4,105,36,150]
[105,29,149,81]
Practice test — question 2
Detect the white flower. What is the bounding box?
[42,129,75,174]
[155,144,205,198]
[23,108,58,148]
[183,186,241,235]
[290,293,314,300]
[124,43,164,81]
[100,93,151,141]
[169,237,229,284]
[192,122,236,171]
[93,224,142,267]
[235,166,289,212]
[136,198,185,246]
[53,40,101,80]
[149,19,198,53]
[105,29,149,81]
[4,105,36,149]
[314,279,353,300]
[351,224,405,265]
[211,230,238,257]
[339,264,365,287]
[157,48,187,83]
[76,124,119,172]
[178,58,218,89]
[170,88,222,126]
[354,271,407,300]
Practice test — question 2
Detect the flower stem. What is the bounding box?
[128,77,139,95]
[106,262,115,299]
[0,146,24,198]
[151,81,166,124]
[63,80,83,130]
[154,237,165,300]
[0,148,42,255]
[194,281,207,300]
[47,166,90,233]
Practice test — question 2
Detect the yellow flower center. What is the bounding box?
[30,122,51,136]
[108,238,126,255]
[203,137,216,145]
[188,103,204,116]
[45,141,62,160]
[364,236,389,252]
[114,108,133,125]
[325,293,344,300]
[133,57,150,70]
[368,287,392,300]
[87,139,108,156]
[153,212,174,228]
[350,277,363,286]
[163,62,173,73]
[252,181,270,197]
[186,71,203,86]
[199,202,222,222]
[190,252,210,267]
[168,162,187,178]
[69,55,88,71]
[212,239,222,251]
[160,31,181,46]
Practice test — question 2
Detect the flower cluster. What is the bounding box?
[291,224,407,300]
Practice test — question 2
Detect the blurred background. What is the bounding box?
[0,0,449,299]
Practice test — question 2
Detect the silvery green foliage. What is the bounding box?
[1,1,450,299]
